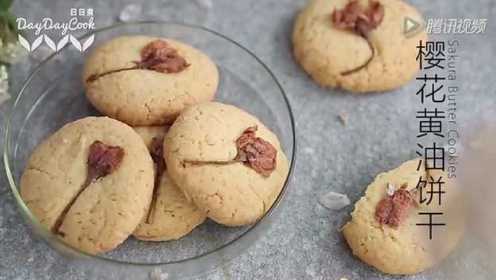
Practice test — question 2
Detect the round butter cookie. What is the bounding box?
[132,126,206,241]
[83,36,219,125]
[20,117,154,254]
[342,159,465,275]
[164,102,289,226]
[293,0,427,92]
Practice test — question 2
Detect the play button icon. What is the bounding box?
[404,17,422,37]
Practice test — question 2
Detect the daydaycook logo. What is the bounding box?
[16,8,95,52]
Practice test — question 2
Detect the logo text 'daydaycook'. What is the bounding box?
[16,8,96,53]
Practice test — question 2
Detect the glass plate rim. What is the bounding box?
[2,20,297,267]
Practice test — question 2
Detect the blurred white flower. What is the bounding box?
[0,64,9,106]
[0,40,27,64]
[119,3,143,22]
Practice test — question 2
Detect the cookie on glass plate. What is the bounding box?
[164,102,289,226]
[20,117,154,254]
[83,36,219,125]
[132,126,206,241]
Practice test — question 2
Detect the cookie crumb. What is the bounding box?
[337,112,348,126]
[386,182,396,196]
[150,269,169,280]
[318,191,350,210]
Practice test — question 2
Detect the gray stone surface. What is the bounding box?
[1,0,495,279]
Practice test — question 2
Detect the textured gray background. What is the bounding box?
[1,0,495,279]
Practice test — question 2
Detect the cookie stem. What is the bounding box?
[182,159,242,168]
[145,165,164,224]
[86,66,139,83]
[52,175,94,236]
[53,141,124,236]
[341,36,375,76]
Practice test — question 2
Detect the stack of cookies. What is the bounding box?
[20,36,289,255]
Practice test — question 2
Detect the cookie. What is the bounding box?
[132,126,206,241]
[342,159,465,275]
[164,102,289,226]
[292,0,427,92]
[20,117,154,254]
[83,36,219,125]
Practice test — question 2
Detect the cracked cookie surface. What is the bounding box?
[164,102,289,226]
[342,159,465,275]
[292,0,427,92]
[83,36,219,125]
[20,117,154,254]
[132,126,207,241]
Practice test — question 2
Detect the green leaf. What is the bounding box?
[5,11,17,32]
[0,0,12,12]
[0,10,18,43]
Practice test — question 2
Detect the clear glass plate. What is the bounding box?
[3,21,295,279]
